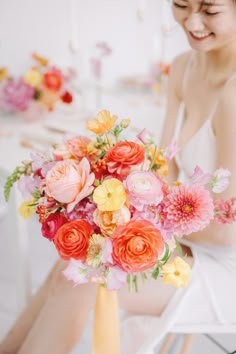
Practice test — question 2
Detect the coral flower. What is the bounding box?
[162,256,191,288]
[86,110,117,135]
[214,197,236,225]
[54,219,93,261]
[93,178,126,211]
[162,184,214,237]
[106,141,145,175]
[112,220,164,272]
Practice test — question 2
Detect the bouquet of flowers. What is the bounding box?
[0,53,73,114]
[4,110,236,292]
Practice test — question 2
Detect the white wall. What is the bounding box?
[0,0,189,85]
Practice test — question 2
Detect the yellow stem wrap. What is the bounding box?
[92,285,120,354]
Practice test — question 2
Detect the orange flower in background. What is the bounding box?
[44,68,63,92]
[39,89,59,111]
[0,67,8,81]
[86,110,118,135]
[65,136,91,160]
[112,220,164,272]
[106,141,145,175]
[54,219,93,261]
[32,52,49,66]
[148,146,168,176]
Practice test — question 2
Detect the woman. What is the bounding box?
[1,0,236,352]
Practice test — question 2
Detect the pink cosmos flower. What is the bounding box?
[162,184,214,237]
[124,171,163,211]
[164,138,180,160]
[214,198,236,225]
[1,78,34,112]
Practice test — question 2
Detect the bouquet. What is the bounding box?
[0,53,73,114]
[4,109,236,291]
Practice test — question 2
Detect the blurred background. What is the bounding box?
[0,1,235,353]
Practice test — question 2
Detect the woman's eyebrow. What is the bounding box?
[175,0,224,6]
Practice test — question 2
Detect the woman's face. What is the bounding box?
[172,0,236,52]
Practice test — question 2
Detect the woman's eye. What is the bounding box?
[173,3,187,9]
[204,11,219,16]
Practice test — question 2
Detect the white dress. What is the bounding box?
[120,55,236,354]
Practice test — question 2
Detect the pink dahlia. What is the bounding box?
[1,78,34,112]
[162,184,214,237]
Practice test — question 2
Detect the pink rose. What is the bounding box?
[45,158,95,212]
[124,171,163,211]
[41,212,68,240]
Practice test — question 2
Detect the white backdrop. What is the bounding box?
[0,0,189,84]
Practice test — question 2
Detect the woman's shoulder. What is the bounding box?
[169,50,193,100]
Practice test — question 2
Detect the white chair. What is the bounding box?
[159,324,236,354]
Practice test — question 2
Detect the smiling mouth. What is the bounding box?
[189,31,213,41]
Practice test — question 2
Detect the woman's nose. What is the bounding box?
[184,13,205,32]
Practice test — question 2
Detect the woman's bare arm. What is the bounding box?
[186,80,236,246]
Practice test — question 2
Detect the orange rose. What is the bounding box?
[106,141,145,175]
[54,220,93,261]
[112,220,164,272]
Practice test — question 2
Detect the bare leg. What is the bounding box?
[18,260,97,354]
[1,250,193,354]
[0,261,61,354]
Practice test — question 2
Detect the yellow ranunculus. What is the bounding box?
[93,178,126,211]
[0,67,8,81]
[86,110,118,135]
[24,69,42,87]
[18,200,35,219]
[161,256,191,288]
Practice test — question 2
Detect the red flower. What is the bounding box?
[41,212,68,241]
[61,91,73,104]
[43,68,63,92]
[106,141,145,175]
[53,219,93,261]
[112,220,164,272]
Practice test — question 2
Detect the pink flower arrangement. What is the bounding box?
[4,110,235,291]
[0,53,73,114]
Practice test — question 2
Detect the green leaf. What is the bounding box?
[133,275,139,292]
[152,266,160,280]
[160,243,170,264]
